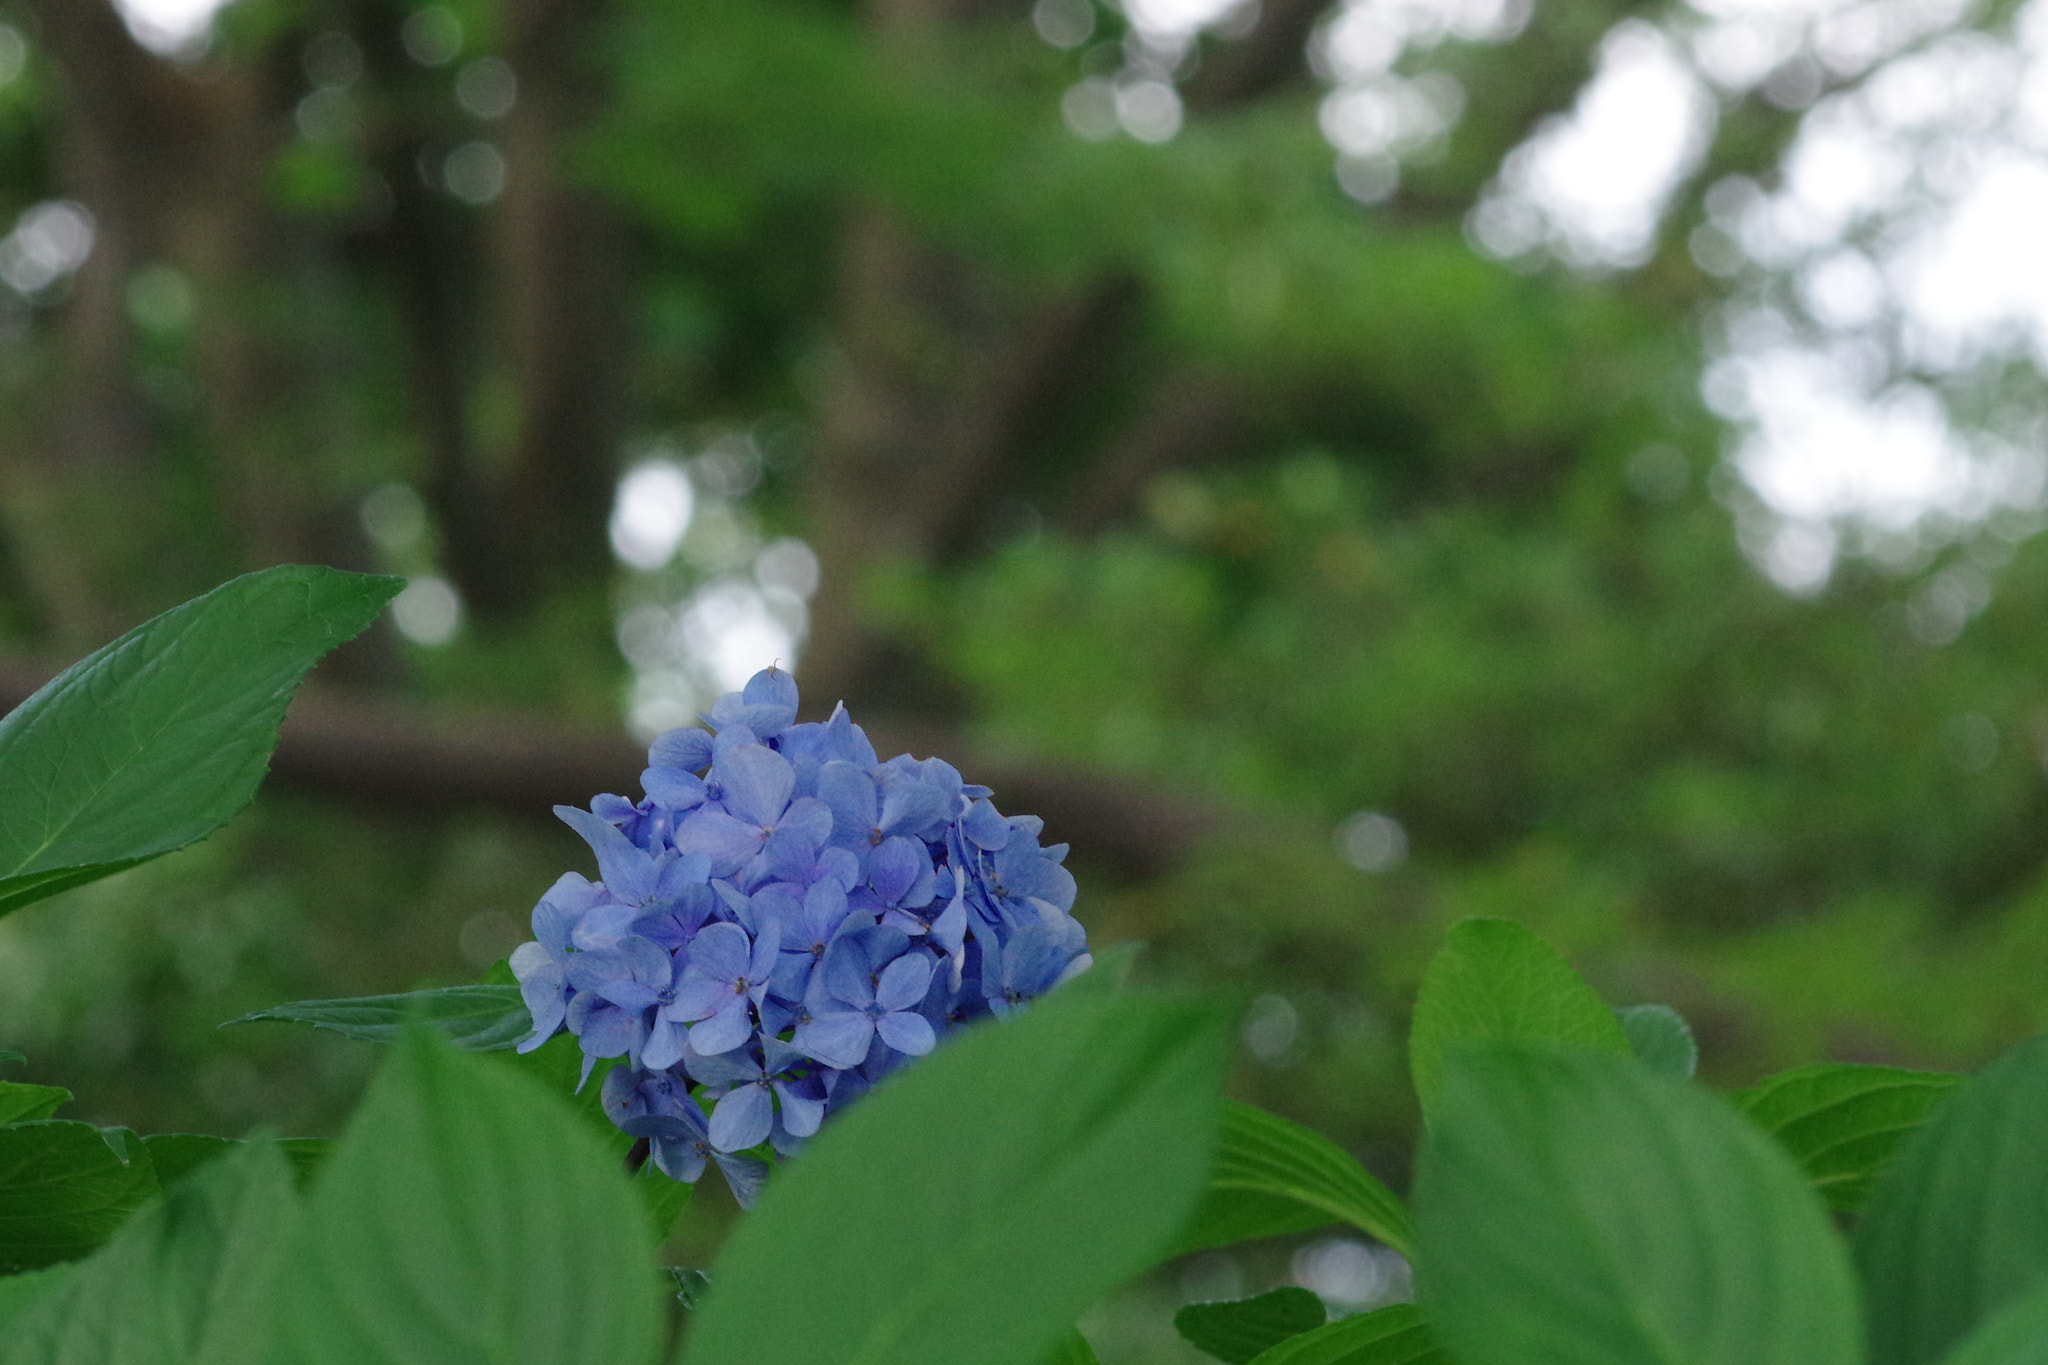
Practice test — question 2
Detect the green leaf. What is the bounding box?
[225,984,530,1050]
[0,1138,298,1365]
[1857,1033,2048,1365]
[1175,1102,1416,1260]
[1615,1004,1698,1079]
[281,1027,660,1365]
[682,988,1230,1365]
[1937,1278,2048,1365]
[0,566,400,919]
[1734,1062,1962,1214]
[0,1121,160,1273]
[1244,1304,1445,1365]
[141,1134,242,1189]
[1044,1330,1102,1365]
[0,1265,76,1336]
[0,1082,70,1125]
[668,1267,711,1311]
[1417,1044,1862,1365]
[1406,918,1629,1120]
[1175,1287,1328,1363]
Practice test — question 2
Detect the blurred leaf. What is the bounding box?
[225,985,529,1050]
[0,566,400,918]
[0,1139,297,1365]
[1417,1045,1862,1365]
[1043,1330,1102,1365]
[1175,1287,1327,1363]
[682,989,1230,1365]
[1734,1062,1962,1214]
[0,1083,70,1125]
[1859,1034,2048,1365]
[0,1264,76,1336]
[0,1122,159,1273]
[1243,1304,1445,1364]
[140,1134,240,1189]
[1407,919,1630,1120]
[1175,1102,1415,1259]
[282,1027,660,1365]
[1615,1004,1698,1079]
[1937,1279,2048,1365]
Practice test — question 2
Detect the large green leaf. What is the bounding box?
[0,566,400,918]
[682,988,1230,1365]
[1734,1062,1962,1214]
[1937,1278,2048,1365]
[1416,1045,1862,1365]
[1175,1287,1328,1363]
[281,1027,660,1365]
[0,1123,160,1273]
[1044,1330,1103,1365]
[1406,919,1629,1120]
[1858,1033,2048,1365]
[0,1266,75,1336]
[1244,1304,1445,1365]
[225,985,530,1050]
[0,1138,297,1365]
[1174,1102,1415,1259]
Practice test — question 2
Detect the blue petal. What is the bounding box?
[684,1046,763,1088]
[651,1134,709,1185]
[672,809,767,877]
[648,727,714,772]
[877,777,951,838]
[866,837,926,907]
[774,1080,826,1137]
[642,766,707,810]
[684,921,751,982]
[717,743,797,828]
[532,873,602,953]
[713,1152,771,1209]
[642,1015,690,1071]
[743,665,800,716]
[793,1010,873,1070]
[556,805,659,906]
[686,997,754,1055]
[961,799,1010,850]
[874,952,934,1013]
[816,761,878,841]
[877,1009,936,1056]
[709,1083,774,1153]
[821,938,875,1009]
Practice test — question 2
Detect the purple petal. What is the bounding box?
[816,762,879,842]
[650,1134,709,1184]
[821,939,875,1009]
[867,837,926,907]
[531,873,600,953]
[877,778,951,838]
[709,1083,775,1153]
[717,743,796,827]
[668,976,729,1022]
[793,1010,873,1070]
[877,1009,936,1056]
[684,1047,764,1089]
[961,798,1010,850]
[822,702,878,765]
[556,805,659,905]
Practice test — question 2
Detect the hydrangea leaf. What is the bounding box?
[1935,1278,2048,1365]
[1174,1286,1328,1363]
[0,1121,161,1273]
[682,988,1230,1365]
[141,1134,242,1189]
[1407,918,1630,1121]
[0,566,401,919]
[1173,1102,1415,1260]
[281,1027,660,1365]
[0,1263,77,1337]
[1614,1004,1697,1079]
[1417,1044,1861,1365]
[1857,1033,2048,1365]
[1043,1329,1103,1365]
[0,1081,71,1125]
[1243,1304,1446,1364]
[225,985,530,1050]
[1733,1062,1962,1214]
[0,1138,297,1365]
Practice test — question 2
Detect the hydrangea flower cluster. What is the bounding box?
[511,666,1092,1205]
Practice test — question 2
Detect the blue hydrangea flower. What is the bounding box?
[511,666,1091,1208]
